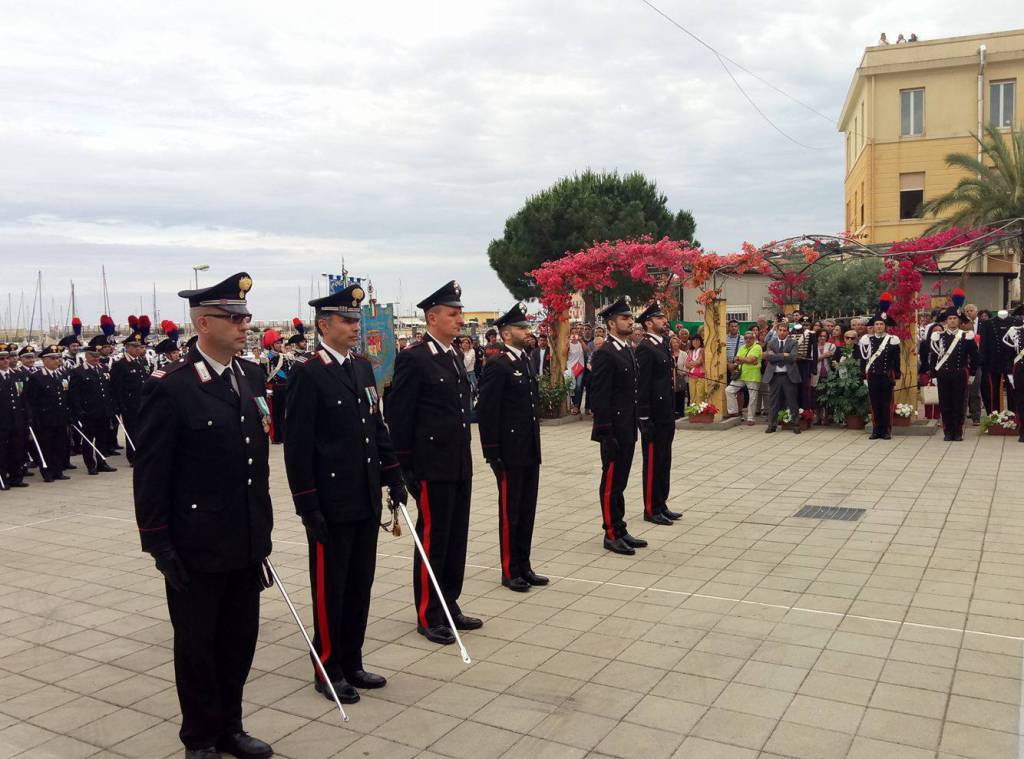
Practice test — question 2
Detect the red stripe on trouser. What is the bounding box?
[417,482,432,628]
[644,442,654,515]
[315,542,331,678]
[499,473,511,579]
[602,461,615,539]
[266,393,275,439]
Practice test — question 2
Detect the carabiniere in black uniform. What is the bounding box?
[284,283,407,703]
[930,306,979,442]
[589,297,648,556]
[476,303,546,593]
[68,334,118,475]
[133,272,274,759]
[635,301,682,526]
[23,345,71,482]
[0,343,29,489]
[385,280,482,645]
[110,331,150,465]
[859,308,902,440]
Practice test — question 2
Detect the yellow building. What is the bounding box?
[461,310,500,326]
[839,30,1023,258]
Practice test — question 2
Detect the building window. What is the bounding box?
[990,80,1015,128]
[900,88,924,136]
[899,172,924,219]
[727,307,751,323]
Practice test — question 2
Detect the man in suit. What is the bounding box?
[859,310,902,440]
[635,302,682,526]
[764,321,801,434]
[385,281,482,646]
[476,303,545,592]
[69,334,118,475]
[530,333,551,377]
[23,345,71,482]
[930,307,979,441]
[589,297,648,555]
[285,284,407,703]
[133,272,274,759]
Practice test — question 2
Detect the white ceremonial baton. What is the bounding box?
[27,426,48,471]
[71,424,108,462]
[115,414,136,452]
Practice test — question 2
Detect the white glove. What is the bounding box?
[1010,375,1016,389]
[931,378,938,386]
[968,375,976,385]
[863,380,868,386]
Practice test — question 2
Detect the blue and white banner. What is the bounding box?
[326,273,366,294]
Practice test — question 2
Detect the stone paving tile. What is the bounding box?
[1,425,1024,757]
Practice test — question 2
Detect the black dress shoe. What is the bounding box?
[65,463,78,470]
[216,732,273,759]
[42,475,55,483]
[417,624,456,645]
[502,577,530,592]
[10,482,28,488]
[765,426,776,433]
[663,509,683,520]
[621,532,648,548]
[54,474,70,480]
[643,513,673,526]
[523,570,549,586]
[603,537,635,555]
[882,433,892,440]
[314,678,359,703]
[943,433,952,441]
[792,427,801,434]
[452,613,483,630]
[954,433,964,441]
[345,669,387,689]
[87,469,99,475]
[868,433,880,440]
[97,463,117,473]
[185,748,221,759]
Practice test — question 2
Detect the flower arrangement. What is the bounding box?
[799,408,814,421]
[895,404,915,418]
[980,410,1018,433]
[686,402,718,417]
[776,409,793,424]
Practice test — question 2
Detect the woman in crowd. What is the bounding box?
[830,324,844,347]
[567,327,587,414]
[812,328,837,424]
[684,334,707,405]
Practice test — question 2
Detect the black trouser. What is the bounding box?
[0,422,27,486]
[166,565,261,750]
[32,423,68,478]
[495,464,540,581]
[937,370,968,437]
[120,410,140,464]
[981,367,1003,413]
[599,434,636,540]
[307,517,378,681]
[98,416,118,454]
[412,479,471,629]
[867,374,895,436]
[269,383,287,443]
[641,423,675,517]
[79,416,106,472]
[767,374,799,428]
[967,369,982,421]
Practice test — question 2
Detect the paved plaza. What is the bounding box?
[1,422,1024,758]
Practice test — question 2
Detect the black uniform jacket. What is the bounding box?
[110,356,149,417]
[385,334,473,482]
[284,348,402,523]
[68,364,115,421]
[476,346,541,468]
[0,370,28,431]
[24,370,69,428]
[133,351,273,573]
[930,330,979,376]
[859,334,902,379]
[589,335,638,444]
[636,334,675,424]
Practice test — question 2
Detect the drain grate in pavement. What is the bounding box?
[794,505,865,521]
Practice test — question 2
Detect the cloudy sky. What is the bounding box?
[1,1,1020,328]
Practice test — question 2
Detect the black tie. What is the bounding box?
[221,365,236,394]
[342,357,354,382]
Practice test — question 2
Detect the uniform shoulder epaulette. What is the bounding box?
[965,330,975,340]
[889,335,900,345]
[858,334,871,346]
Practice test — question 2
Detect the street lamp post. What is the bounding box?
[192,264,210,289]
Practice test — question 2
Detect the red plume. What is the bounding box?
[71,316,82,337]
[161,319,177,335]
[99,314,115,337]
[138,315,152,339]
[292,317,305,336]
[128,315,139,330]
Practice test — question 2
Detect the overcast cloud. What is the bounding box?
[1,0,1020,327]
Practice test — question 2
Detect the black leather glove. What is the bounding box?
[403,470,421,500]
[488,459,505,478]
[600,436,619,461]
[301,510,330,545]
[388,481,408,506]
[639,419,655,440]
[152,547,190,592]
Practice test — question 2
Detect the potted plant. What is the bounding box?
[816,365,870,430]
[686,401,717,423]
[537,373,573,419]
[893,403,914,427]
[980,410,1018,436]
[777,408,813,431]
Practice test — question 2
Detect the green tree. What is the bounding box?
[919,125,1024,273]
[488,170,698,302]
[804,257,884,317]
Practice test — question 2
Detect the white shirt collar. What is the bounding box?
[196,346,232,376]
[608,334,629,349]
[645,332,664,345]
[320,341,350,365]
[426,331,454,353]
[505,344,523,360]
